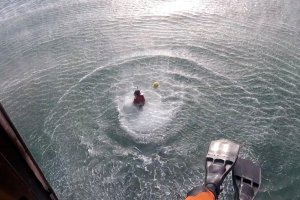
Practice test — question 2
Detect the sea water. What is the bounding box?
[0,0,299,199]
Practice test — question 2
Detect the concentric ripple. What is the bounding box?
[40,51,250,198]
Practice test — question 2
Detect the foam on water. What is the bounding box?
[117,89,180,142]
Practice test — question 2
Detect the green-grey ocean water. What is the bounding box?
[0,0,299,199]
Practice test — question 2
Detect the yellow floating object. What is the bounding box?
[152,81,160,89]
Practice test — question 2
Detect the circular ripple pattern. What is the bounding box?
[0,0,300,199]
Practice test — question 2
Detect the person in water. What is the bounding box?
[133,89,145,107]
[186,139,261,200]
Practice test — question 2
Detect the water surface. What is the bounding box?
[0,0,300,199]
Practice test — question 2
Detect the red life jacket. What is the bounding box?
[133,95,145,105]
